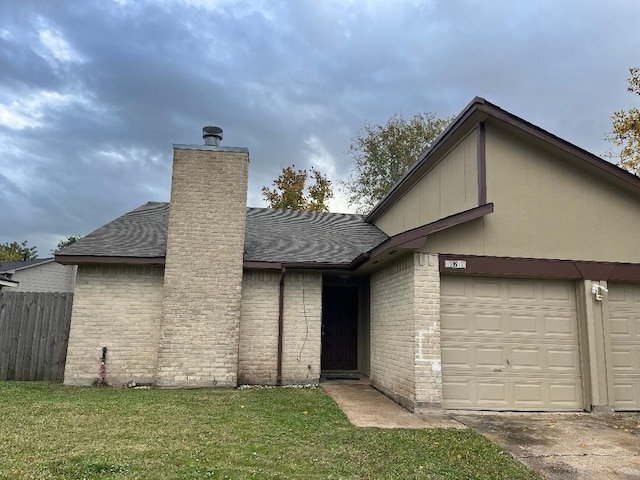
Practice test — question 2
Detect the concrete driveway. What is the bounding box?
[453,412,640,479]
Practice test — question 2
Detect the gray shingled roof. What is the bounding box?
[244,207,387,264]
[57,202,388,265]
[58,202,169,258]
[0,258,54,273]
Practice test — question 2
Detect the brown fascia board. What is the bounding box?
[439,253,640,282]
[54,255,165,265]
[243,261,352,270]
[474,100,640,192]
[366,96,640,223]
[358,203,494,267]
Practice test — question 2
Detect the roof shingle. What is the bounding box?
[57,202,388,265]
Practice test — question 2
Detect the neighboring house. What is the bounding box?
[56,97,640,413]
[0,273,19,289]
[0,258,76,292]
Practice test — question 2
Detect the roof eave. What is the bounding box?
[243,260,352,270]
[357,203,494,270]
[54,255,166,265]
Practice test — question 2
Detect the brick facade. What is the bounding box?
[369,252,442,412]
[281,272,322,384]
[157,145,249,387]
[370,255,416,408]
[413,253,443,412]
[239,270,321,385]
[239,270,279,384]
[64,264,164,386]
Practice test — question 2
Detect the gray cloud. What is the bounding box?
[1,0,638,255]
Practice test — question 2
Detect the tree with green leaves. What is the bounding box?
[52,235,83,254]
[606,67,640,175]
[262,165,333,212]
[0,241,38,262]
[343,112,453,213]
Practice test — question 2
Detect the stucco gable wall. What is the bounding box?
[374,129,478,236]
[12,262,76,292]
[422,122,640,263]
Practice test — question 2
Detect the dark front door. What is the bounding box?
[321,286,358,370]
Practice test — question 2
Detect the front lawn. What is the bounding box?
[0,382,539,479]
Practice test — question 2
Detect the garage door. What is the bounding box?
[607,283,640,411]
[441,276,583,411]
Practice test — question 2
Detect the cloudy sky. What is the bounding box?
[1,0,638,257]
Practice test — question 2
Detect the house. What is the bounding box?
[0,258,76,292]
[56,98,640,413]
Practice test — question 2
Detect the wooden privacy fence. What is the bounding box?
[0,292,73,381]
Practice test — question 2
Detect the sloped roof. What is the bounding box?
[56,202,388,265]
[366,97,640,222]
[58,202,169,259]
[0,258,53,273]
[245,208,388,264]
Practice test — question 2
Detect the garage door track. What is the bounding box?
[453,413,640,479]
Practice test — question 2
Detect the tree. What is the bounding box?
[52,235,83,254]
[343,112,454,213]
[0,241,38,262]
[262,165,333,212]
[606,67,640,175]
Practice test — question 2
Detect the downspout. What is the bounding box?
[277,266,286,385]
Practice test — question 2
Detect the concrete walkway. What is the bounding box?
[321,380,465,429]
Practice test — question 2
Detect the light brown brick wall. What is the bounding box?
[63,264,164,386]
[370,255,416,408]
[238,270,321,385]
[369,253,443,412]
[239,270,279,384]
[282,271,322,384]
[413,253,443,412]
[157,146,249,387]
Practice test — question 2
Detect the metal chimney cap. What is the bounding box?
[203,126,223,146]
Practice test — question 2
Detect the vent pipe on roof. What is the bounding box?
[203,126,223,146]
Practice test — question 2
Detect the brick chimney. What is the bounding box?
[157,127,249,387]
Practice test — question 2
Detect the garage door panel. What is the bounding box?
[441,276,582,411]
[613,381,640,410]
[443,343,579,371]
[607,283,640,410]
[443,375,583,411]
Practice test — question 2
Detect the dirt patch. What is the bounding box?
[527,458,580,480]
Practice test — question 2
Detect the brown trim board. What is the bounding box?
[367,203,494,260]
[439,254,640,282]
[475,101,640,193]
[477,121,486,205]
[55,255,165,265]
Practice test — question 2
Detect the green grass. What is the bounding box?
[0,382,539,479]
